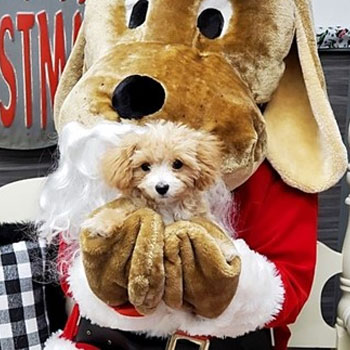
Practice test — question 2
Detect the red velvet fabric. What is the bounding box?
[235,161,318,349]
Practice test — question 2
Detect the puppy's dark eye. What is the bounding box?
[173,160,184,170]
[129,0,149,29]
[197,8,224,39]
[141,163,151,172]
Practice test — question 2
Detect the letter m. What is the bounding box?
[37,11,66,129]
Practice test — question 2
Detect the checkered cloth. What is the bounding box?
[0,240,50,350]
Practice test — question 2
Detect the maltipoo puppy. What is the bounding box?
[82,121,236,259]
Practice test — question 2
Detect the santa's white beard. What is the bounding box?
[37,121,235,244]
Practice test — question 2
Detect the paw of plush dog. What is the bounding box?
[81,204,165,314]
[164,218,241,319]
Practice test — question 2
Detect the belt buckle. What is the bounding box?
[166,333,210,350]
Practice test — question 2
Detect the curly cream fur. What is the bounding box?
[101,121,224,226]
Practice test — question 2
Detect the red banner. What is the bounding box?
[0,0,85,149]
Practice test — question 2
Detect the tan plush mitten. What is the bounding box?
[164,218,241,319]
[80,203,165,315]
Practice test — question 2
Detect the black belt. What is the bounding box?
[74,317,273,350]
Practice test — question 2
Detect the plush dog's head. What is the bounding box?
[55,0,347,193]
[102,122,223,203]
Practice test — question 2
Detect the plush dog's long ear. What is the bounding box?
[264,0,347,193]
[54,26,86,131]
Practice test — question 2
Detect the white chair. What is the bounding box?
[0,176,350,349]
[288,132,350,349]
[289,241,349,349]
[0,177,45,223]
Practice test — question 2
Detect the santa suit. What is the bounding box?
[47,160,317,350]
[235,161,317,349]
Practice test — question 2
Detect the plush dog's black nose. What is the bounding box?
[112,75,166,120]
[155,183,169,195]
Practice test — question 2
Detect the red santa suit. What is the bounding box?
[46,160,317,350]
[235,161,317,349]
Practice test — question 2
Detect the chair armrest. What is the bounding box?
[338,284,350,335]
[338,163,350,337]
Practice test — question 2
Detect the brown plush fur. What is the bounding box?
[81,200,165,315]
[164,218,241,318]
[58,43,266,190]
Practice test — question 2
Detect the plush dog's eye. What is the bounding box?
[141,163,151,171]
[173,160,184,170]
[128,0,149,29]
[197,8,224,39]
[197,0,233,39]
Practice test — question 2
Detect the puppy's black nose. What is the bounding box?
[112,75,166,120]
[155,183,169,195]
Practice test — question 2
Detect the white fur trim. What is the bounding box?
[44,331,78,350]
[69,255,185,337]
[69,239,284,338]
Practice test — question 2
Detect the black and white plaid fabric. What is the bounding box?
[0,239,49,350]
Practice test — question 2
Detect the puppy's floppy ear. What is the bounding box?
[101,140,137,191]
[54,26,85,131]
[264,0,347,193]
[195,133,223,191]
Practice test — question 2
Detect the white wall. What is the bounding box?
[312,0,350,27]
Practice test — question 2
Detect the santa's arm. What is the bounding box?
[235,161,318,327]
[234,161,318,343]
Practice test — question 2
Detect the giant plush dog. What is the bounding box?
[40,1,347,349]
